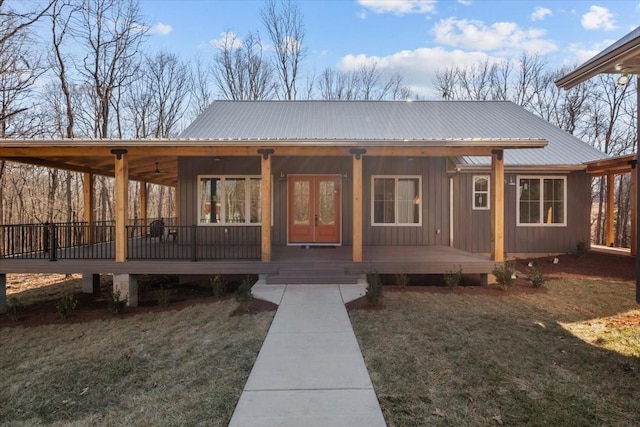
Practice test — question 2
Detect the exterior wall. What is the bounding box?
[453,170,592,255]
[362,157,450,246]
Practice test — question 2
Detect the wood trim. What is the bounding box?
[490,152,504,261]
[631,169,637,256]
[114,154,129,262]
[140,182,148,228]
[353,156,363,262]
[261,155,272,262]
[83,173,94,244]
[606,173,615,247]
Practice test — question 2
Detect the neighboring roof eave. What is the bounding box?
[556,26,640,89]
[585,153,638,176]
[453,163,587,173]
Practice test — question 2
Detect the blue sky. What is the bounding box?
[139,0,640,97]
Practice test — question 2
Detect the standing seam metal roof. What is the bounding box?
[179,100,606,166]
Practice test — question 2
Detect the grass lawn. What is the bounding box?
[0,296,274,426]
[350,277,640,426]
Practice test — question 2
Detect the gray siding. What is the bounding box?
[363,157,450,246]
[453,171,592,254]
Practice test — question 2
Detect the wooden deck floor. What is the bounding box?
[1,244,496,276]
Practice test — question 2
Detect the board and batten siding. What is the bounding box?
[453,171,592,255]
[362,157,450,246]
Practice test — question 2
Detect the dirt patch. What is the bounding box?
[604,313,640,327]
[515,252,635,282]
[230,299,279,316]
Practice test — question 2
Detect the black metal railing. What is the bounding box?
[126,224,261,260]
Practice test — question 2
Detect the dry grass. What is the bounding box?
[349,279,640,426]
[0,298,274,426]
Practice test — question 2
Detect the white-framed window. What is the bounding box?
[517,176,566,226]
[473,175,490,210]
[198,176,261,225]
[371,175,422,226]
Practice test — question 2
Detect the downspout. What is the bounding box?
[449,176,454,247]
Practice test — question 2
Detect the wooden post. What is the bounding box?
[140,181,148,229]
[258,149,273,262]
[631,168,637,256]
[606,173,615,247]
[351,149,366,262]
[113,149,129,262]
[83,173,94,244]
[490,150,504,262]
[173,185,179,224]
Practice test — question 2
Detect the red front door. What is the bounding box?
[288,175,341,244]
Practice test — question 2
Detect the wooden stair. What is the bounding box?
[266,267,359,285]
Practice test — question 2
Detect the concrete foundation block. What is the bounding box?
[82,274,101,295]
[113,274,138,307]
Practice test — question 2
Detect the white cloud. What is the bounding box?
[531,7,552,21]
[209,31,243,49]
[357,9,368,19]
[357,0,436,15]
[566,39,617,65]
[458,0,473,5]
[337,47,499,97]
[581,5,617,31]
[432,17,557,55]
[149,22,173,35]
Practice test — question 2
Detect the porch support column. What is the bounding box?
[173,185,179,223]
[82,273,100,295]
[351,149,366,262]
[112,149,129,262]
[0,273,6,314]
[606,173,615,247]
[83,173,94,243]
[630,163,637,256]
[490,150,505,262]
[113,274,138,307]
[258,149,274,262]
[140,181,148,229]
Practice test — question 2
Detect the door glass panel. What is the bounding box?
[294,180,310,224]
[318,180,335,225]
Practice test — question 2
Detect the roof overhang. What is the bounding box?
[0,138,548,186]
[585,153,638,176]
[452,163,587,173]
[556,27,640,89]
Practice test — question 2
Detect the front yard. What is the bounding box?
[349,254,640,426]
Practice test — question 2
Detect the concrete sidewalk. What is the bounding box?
[229,283,386,427]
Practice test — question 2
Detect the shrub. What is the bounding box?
[444,266,463,288]
[365,271,383,304]
[529,266,545,288]
[235,275,254,304]
[107,290,127,314]
[6,297,25,321]
[155,286,171,307]
[394,273,409,287]
[56,293,78,319]
[576,241,588,258]
[492,261,515,291]
[211,274,227,297]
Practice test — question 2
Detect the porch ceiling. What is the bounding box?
[0,137,547,187]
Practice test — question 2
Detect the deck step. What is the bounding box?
[266,268,359,285]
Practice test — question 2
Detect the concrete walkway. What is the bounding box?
[229,282,387,427]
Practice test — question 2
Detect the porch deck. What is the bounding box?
[1,243,495,276]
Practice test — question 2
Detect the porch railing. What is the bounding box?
[0,221,259,261]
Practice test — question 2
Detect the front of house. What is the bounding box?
[0,100,605,307]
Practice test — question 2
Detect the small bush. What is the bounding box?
[492,261,515,291]
[444,266,463,288]
[6,297,25,321]
[211,274,227,297]
[365,271,383,304]
[155,286,171,307]
[394,273,409,287]
[529,266,545,288]
[107,290,127,314]
[56,293,78,319]
[576,241,588,258]
[235,275,254,304]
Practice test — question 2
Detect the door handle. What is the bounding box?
[315,214,318,227]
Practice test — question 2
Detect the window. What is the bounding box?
[372,176,421,226]
[517,176,566,226]
[198,176,261,225]
[473,176,490,210]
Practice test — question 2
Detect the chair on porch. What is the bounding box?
[147,219,165,241]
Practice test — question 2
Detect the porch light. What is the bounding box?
[279,171,286,180]
[343,172,349,182]
[154,162,161,174]
[617,74,630,87]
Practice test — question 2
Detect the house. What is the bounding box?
[556,26,640,303]
[0,100,605,308]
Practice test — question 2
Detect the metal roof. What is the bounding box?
[180,100,605,166]
[556,26,640,89]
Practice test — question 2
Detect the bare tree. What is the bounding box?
[317,63,413,100]
[261,0,305,100]
[191,58,214,116]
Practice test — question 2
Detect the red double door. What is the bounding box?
[288,175,341,244]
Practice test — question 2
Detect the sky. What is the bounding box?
[135,0,640,98]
